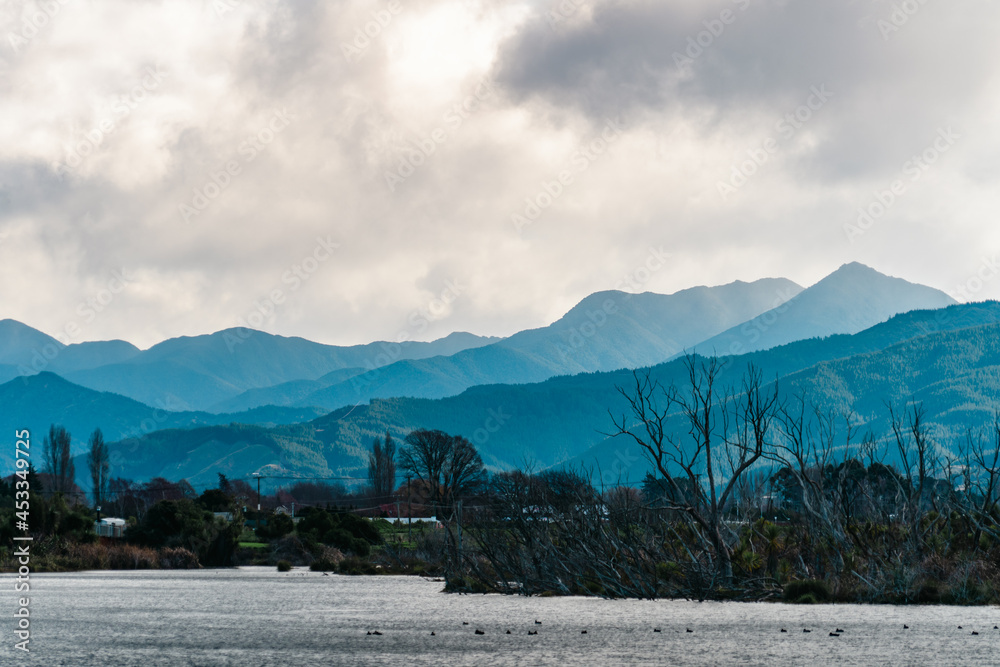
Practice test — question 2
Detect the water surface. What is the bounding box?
[3,568,999,665]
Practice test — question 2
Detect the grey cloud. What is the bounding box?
[495,0,1000,181]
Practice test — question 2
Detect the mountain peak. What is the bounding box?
[687,264,956,357]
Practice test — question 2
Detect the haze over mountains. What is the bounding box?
[1,263,977,488]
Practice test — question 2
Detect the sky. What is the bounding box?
[1,0,998,349]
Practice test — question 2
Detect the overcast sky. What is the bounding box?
[1,0,998,349]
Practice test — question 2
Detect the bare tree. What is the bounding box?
[86,428,110,508]
[608,356,778,585]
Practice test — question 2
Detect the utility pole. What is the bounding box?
[253,473,261,529]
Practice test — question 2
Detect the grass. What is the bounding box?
[239,542,268,549]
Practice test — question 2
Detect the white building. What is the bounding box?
[94,517,127,538]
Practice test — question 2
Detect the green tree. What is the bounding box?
[43,425,75,496]
[368,431,397,502]
[257,512,294,541]
[129,498,241,566]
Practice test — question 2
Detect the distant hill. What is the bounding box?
[99,301,1000,485]
[687,263,956,357]
[0,319,142,382]
[284,278,803,411]
[0,372,326,475]
[4,328,499,411]
[213,367,367,413]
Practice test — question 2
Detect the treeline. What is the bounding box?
[9,354,1000,603]
[454,357,1000,604]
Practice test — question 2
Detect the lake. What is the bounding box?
[3,567,999,665]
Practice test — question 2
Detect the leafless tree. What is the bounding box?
[607,356,778,584]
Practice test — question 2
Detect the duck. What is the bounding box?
[535,620,542,625]
[430,632,435,636]
[528,630,538,636]
[803,629,811,633]
[829,633,840,637]
[506,630,511,635]
[581,630,588,634]
[780,629,787,633]
[835,628,844,633]
[972,631,979,636]
[474,629,485,635]
[686,628,693,633]
[903,625,909,629]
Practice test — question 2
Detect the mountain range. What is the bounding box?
[0,262,975,489]
[86,300,999,489]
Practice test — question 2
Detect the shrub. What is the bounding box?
[276,560,292,572]
[338,557,378,575]
[258,513,294,541]
[159,547,200,569]
[270,535,313,565]
[916,582,941,603]
[107,544,159,570]
[783,579,831,603]
[310,559,339,572]
[351,537,371,557]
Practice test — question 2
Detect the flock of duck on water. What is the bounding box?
[366,622,1000,638]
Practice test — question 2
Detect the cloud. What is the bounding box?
[0,0,998,349]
